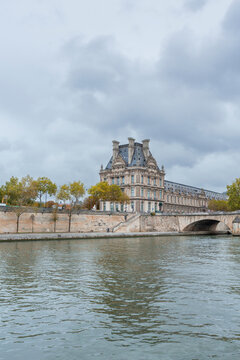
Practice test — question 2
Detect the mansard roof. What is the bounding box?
[105,142,149,169]
[164,180,227,200]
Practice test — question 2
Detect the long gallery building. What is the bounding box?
[99,138,226,213]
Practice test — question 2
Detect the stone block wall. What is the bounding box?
[0,209,236,235]
[140,215,180,232]
[0,210,125,234]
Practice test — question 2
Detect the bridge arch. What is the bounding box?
[183,219,231,233]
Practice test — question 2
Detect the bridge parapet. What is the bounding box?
[177,212,240,234]
[141,212,240,234]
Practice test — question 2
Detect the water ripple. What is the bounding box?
[0,236,240,359]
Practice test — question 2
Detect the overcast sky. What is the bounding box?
[0,0,239,192]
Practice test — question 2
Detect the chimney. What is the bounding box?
[112,140,119,161]
[142,139,150,159]
[128,137,135,165]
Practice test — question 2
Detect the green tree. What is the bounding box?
[227,178,240,210]
[4,176,22,205]
[119,192,130,205]
[82,196,98,210]
[35,177,57,206]
[208,199,230,212]
[57,185,74,232]
[57,184,71,203]
[88,181,110,201]
[19,175,38,205]
[107,184,123,201]
[88,182,129,210]
[69,181,85,205]
[12,206,28,233]
[3,175,38,206]
[0,185,5,203]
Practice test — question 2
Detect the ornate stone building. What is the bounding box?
[99,138,226,213]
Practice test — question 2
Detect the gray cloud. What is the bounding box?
[223,0,240,33]
[184,0,208,11]
[0,0,238,192]
[58,5,240,190]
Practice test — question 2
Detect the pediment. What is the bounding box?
[146,155,158,169]
[112,154,126,168]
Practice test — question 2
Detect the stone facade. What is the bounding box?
[100,138,226,214]
[99,138,165,213]
[163,181,208,213]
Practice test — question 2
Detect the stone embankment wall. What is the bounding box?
[140,215,180,233]
[0,209,125,234]
[0,209,180,234]
[114,215,180,233]
[0,208,238,235]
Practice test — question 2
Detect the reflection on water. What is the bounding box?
[0,236,240,359]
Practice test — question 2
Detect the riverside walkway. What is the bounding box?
[0,230,232,242]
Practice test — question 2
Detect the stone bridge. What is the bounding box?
[176,213,240,234]
[114,212,240,235]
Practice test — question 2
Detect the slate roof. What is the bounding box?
[105,142,148,169]
[164,180,227,200]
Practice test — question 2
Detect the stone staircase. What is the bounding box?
[111,213,141,233]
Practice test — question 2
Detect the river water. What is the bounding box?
[0,235,240,360]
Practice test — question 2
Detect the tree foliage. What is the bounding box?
[35,177,57,205]
[0,185,5,203]
[57,184,71,203]
[107,184,123,202]
[0,175,37,206]
[3,176,22,205]
[88,181,129,203]
[20,175,38,205]
[208,199,230,212]
[69,181,85,204]
[227,178,240,211]
[82,196,99,210]
[88,182,110,201]
[119,192,130,204]
[0,175,85,210]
